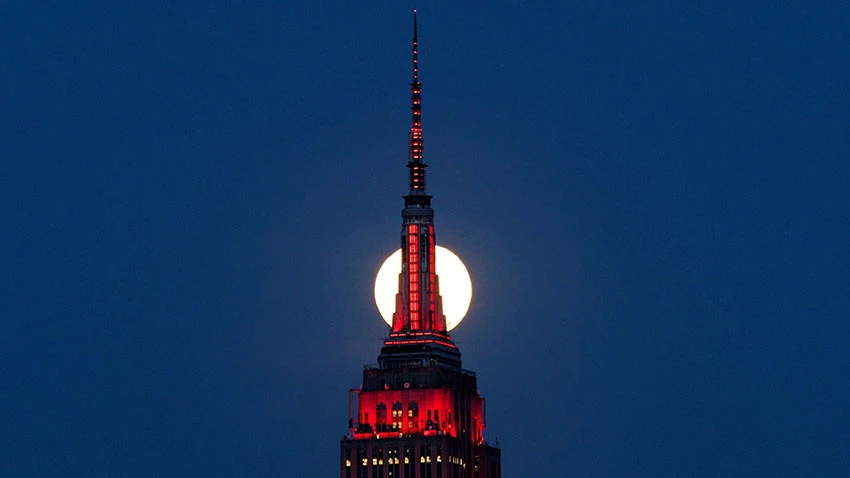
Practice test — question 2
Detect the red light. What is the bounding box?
[407,225,421,330]
[350,387,486,442]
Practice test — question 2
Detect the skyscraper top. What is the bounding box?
[388,10,451,348]
[341,15,499,474]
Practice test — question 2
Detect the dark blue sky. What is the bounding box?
[2,1,848,476]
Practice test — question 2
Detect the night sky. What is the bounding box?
[2,2,849,476]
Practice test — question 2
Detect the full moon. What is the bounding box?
[374,246,472,331]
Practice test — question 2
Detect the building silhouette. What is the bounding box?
[340,11,501,478]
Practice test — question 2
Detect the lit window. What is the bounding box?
[391,402,403,431]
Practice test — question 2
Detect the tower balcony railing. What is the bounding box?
[363,362,477,377]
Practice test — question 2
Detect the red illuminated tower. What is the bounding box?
[340,12,501,478]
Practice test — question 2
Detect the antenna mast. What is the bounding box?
[408,10,426,192]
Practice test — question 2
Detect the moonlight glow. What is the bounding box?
[374,246,472,331]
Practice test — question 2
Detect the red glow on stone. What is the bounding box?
[408,225,420,330]
[350,388,485,444]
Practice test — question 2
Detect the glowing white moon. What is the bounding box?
[374,246,472,331]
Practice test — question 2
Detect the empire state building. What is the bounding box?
[340,12,502,478]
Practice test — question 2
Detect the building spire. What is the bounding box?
[391,10,448,337]
[408,9,425,192]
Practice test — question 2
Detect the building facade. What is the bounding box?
[340,12,501,478]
